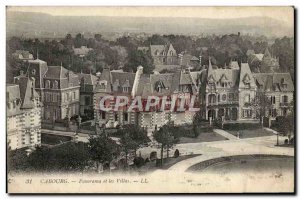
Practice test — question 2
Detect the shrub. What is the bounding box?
[133,157,145,168]
[145,158,150,163]
[284,139,289,145]
[173,149,180,158]
[150,151,157,161]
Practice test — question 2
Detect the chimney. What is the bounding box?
[131,65,143,97]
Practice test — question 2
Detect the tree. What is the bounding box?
[250,92,272,125]
[192,111,202,138]
[118,124,149,155]
[153,123,178,167]
[277,115,294,143]
[124,50,154,74]
[88,135,120,170]
[119,133,138,166]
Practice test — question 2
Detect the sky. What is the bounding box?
[7,6,294,27]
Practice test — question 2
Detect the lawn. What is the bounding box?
[41,134,72,145]
[226,128,274,139]
[178,132,228,144]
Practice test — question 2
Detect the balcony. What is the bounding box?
[280,102,289,107]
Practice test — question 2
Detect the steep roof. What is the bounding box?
[45,66,70,79]
[239,63,256,89]
[150,45,165,56]
[17,76,39,109]
[78,73,97,85]
[253,73,294,92]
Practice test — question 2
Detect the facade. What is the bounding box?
[78,73,97,119]
[42,65,80,122]
[22,59,80,122]
[202,60,257,122]
[253,73,294,118]
[7,76,41,150]
[201,59,294,122]
[138,43,178,66]
[94,66,201,132]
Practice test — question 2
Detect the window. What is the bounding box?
[100,83,106,89]
[124,112,128,122]
[271,96,276,104]
[162,58,166,63]
[170,51,173,56]
[163,51,166,56]
[66,93,69,101]
[53,81,58,89]
[282,95,288,103]
[45,80,51,89]
[53,93,57,102]
[101,111,106,119]
[31,69,36,75]
[114,113,118,121]
[229,93,234,101]
[85,96,90,105]
[123,87,129,93]
[222,94,226,101]
[243,109,252,118]
[244,94,250,103]
[73,92,76,100]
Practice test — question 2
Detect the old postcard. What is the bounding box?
[6,6,295,193]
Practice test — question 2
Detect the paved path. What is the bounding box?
[166,135,294,172]
[213,129,239,140]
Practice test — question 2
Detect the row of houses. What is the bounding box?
[7,52,294,150]
[94,60,294,131]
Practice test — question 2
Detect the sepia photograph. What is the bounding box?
[5,6,295,193]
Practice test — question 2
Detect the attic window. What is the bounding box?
[155,50,159,56]
[163,51,166,56]
[155,81,165,92]
[53,80,58,89]
[45,80,51,89]
[32,69,36,75]
[170,51,173,56]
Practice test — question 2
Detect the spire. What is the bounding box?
[207,57,213,77]
[36,49,39,60]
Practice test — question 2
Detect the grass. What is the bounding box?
[178,132,228,143]
[41,134,71,145]
[226,128,274,139]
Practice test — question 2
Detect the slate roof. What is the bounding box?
[150,43,177,57]
[253,73,294,92]
[239,63,256,89]
[78,73,97,85]
[17,76,39,109]
[44,66,80,89]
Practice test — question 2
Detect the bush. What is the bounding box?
[150,151,157,161]
[284,139,289,145]
[133,157,145,168]
[173,149,180,158]
[145,158,150,163]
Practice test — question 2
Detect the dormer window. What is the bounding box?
[45,80,51,89]
[163,51,166,56]
[155,50,159,56]
[155,81,165,92]
[31,69,36,75]
[99,80,107,89]
[123,87,129,93]
[113,79,120,92]
[53,80,58,89]
[170,51,173,56]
